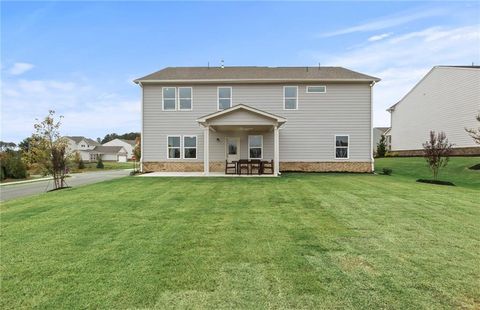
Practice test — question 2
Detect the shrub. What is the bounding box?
[96,157,104,169]
[382,168,392,176]
[2,152,28,179]
[78,159,85,169]
[376,135,387,158]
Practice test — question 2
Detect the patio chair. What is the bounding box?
[250,159,262,175]
[225,160,237,175]
[237,159,250,175]
[261,160,274,174]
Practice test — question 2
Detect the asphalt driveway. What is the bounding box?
[1,169,131,202]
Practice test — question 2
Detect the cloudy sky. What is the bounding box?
[1,1,479,143]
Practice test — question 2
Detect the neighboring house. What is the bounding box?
[102,138,136,159]
[65,136,101,154]
[134,66,380,175]
[373,127,390,154]
[387,66,480,156]
[79,146,128,162]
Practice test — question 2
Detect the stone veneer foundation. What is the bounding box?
[143,161,372,173]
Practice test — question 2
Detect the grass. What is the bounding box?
[1,157,479,309]
[69,161,135,173]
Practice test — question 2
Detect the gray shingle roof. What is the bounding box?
[91,146,126,154]
[134,66,380,83]
[118,139,136,146]
[65,136,101,146]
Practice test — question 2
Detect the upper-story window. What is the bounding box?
[306,86,326,93]
[284,86,298,110]
[163,87,176,110]
[178,87,192,110]
[218,87,232,110]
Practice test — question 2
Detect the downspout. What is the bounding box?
[139,82,144,172]
[370,81,376,173]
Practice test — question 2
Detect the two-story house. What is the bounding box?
[134,66,380,175]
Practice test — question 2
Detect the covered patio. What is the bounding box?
[197,104,287,176]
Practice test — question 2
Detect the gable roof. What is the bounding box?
[118,139,136,146]
[387,65,480,112]
[90,146,127,154]
[197,104,287,125]
[134,66,380,84]
[65,136,101,146]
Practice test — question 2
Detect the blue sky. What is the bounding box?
[1,1,479,143]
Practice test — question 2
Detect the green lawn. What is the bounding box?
[1,157,479,309]
[69,161,135,173]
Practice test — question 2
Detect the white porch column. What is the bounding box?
[274,125,280,176]
[204,126,210,175]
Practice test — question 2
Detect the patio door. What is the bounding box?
[226,137,240,162]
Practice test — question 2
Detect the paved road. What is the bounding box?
[0,169,131,202]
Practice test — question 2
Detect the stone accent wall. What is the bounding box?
[387,146,480,157]
[280,162,372,173]
[143,161,372,173]
[143,162,204,172]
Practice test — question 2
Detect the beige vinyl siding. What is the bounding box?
[390,67,480,150]
[143,83,372,162]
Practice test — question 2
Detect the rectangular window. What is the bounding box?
[335,135,349,159]
[167,136,181,159]
[248,135,263,159]
[183,136,197,159]
[306,86,326,93]
[218,87,232,110]
[163,87,176,110]
[284,86,298,110]
[178,87,192,110]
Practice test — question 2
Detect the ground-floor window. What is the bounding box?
[335,135,349,159]
[248,135,263,159]
[183,136,197,159]
[90,153,98,161]
[167,136,181,159]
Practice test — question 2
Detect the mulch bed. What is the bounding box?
[416,179,455,186]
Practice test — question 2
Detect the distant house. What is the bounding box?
[372,127,390,155]
[65,136,101,153]
[80,146,128,163]
[64,136,128,162]
[102,138,136,159]
[387,66,480,156]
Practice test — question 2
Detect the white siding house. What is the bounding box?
[387,66,480,155]
[103,138,136,159]
[135,66,380,175]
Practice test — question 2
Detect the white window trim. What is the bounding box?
[283,86,298,110]
[248,135,263,160]
[217,86,232,111]
[162,87,177,111]
[166,135,181,159]
[178,87,193,111]
[334,134,350,160]
[306,85,326,93]
[183,135,197,159]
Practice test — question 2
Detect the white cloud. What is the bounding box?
[1,77,140,142]
[8,62,35,75]
[310,25,480,127]
[321,8,446,37]
[368,32,392,42]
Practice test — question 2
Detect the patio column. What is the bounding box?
[274,125,279,176]
[204,126,210,175]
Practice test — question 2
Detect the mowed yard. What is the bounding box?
[1,157,479,309]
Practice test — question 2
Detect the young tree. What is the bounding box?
[422,131,453,180]
[376,135,387,158]
[25,110,69,189]
[96,157,104,169]
[465,114,480,144]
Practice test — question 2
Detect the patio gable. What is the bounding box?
[197,104,286,127]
